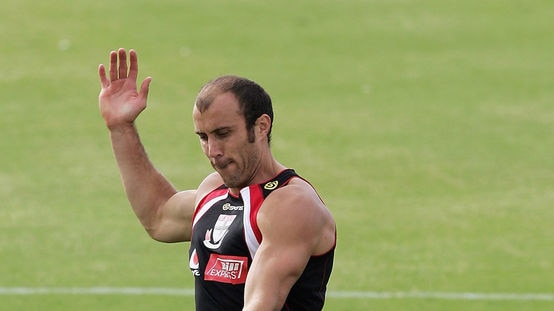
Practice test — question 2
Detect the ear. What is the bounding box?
[255,114,272,139]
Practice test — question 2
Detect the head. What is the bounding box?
[195,75,273,144]
[193,75,274,188]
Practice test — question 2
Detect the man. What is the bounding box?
[98,48,336,311]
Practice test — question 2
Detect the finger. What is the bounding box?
[128,49,139,81]
[109,50,118,81]
[98,64,110,88]
[138,77,152,101]
[118,48,128,79]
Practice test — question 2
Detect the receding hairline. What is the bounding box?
[195,75,245,113]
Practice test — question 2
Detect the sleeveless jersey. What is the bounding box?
[189,169,335,311]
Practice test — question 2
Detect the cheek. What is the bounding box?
[200,141,209,155]
[241,142,260,163]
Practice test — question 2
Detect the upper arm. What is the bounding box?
[243,180,334,310]
[150,172,223,243]
[149,189,196,243]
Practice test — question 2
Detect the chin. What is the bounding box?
[222,179,243,189]
[221,174,248,189]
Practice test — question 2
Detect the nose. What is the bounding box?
[206,139,223,159]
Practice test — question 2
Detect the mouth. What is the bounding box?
[212,159,233,171]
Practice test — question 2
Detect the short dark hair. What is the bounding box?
[195,75,274,144]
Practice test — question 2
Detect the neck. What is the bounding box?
[229,155,286,196]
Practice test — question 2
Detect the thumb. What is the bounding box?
[139,77,152,100]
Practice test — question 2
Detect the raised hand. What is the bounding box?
[98,48,152,130]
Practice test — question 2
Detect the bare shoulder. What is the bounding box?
[195,172,224,203]
[259,177,336,255]
[268,178,322,211]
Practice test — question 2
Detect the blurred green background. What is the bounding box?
[1,0,553,310]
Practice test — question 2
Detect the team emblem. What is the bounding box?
[203,214,236,249]
[264,181,279,190]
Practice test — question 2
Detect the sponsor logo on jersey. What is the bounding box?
[203,214,236,249]
[264,180,279,190]
[204,254,248,284]
[222,202,243,211]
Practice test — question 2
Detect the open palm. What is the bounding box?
[98,48,151,130]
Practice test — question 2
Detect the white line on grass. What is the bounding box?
[327,291,554,301]
[0,287,553,301]
[0,287,194,296]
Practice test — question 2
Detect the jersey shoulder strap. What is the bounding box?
[259,169,299,198]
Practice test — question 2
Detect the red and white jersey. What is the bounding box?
[189,169,335,311]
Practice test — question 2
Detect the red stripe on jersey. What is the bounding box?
[247,185,264,243]
[192,186,227,224]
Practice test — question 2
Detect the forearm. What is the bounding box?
[109,123,177,233]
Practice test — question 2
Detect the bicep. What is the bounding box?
[151,190,196,243]
[153,173,223,243]
[244,236,312,310]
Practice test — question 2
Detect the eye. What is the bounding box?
[215,129,231,138]
[197,133,208,142]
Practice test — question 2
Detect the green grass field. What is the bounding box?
[1,0,553,310]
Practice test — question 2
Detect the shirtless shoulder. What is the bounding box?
[259,176,336,256]
[195,172,224,205]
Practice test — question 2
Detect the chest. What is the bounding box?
[191,195,247,255]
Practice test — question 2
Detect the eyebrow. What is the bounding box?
[195,126,233,136]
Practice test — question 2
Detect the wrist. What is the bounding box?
[107,121,137,134]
